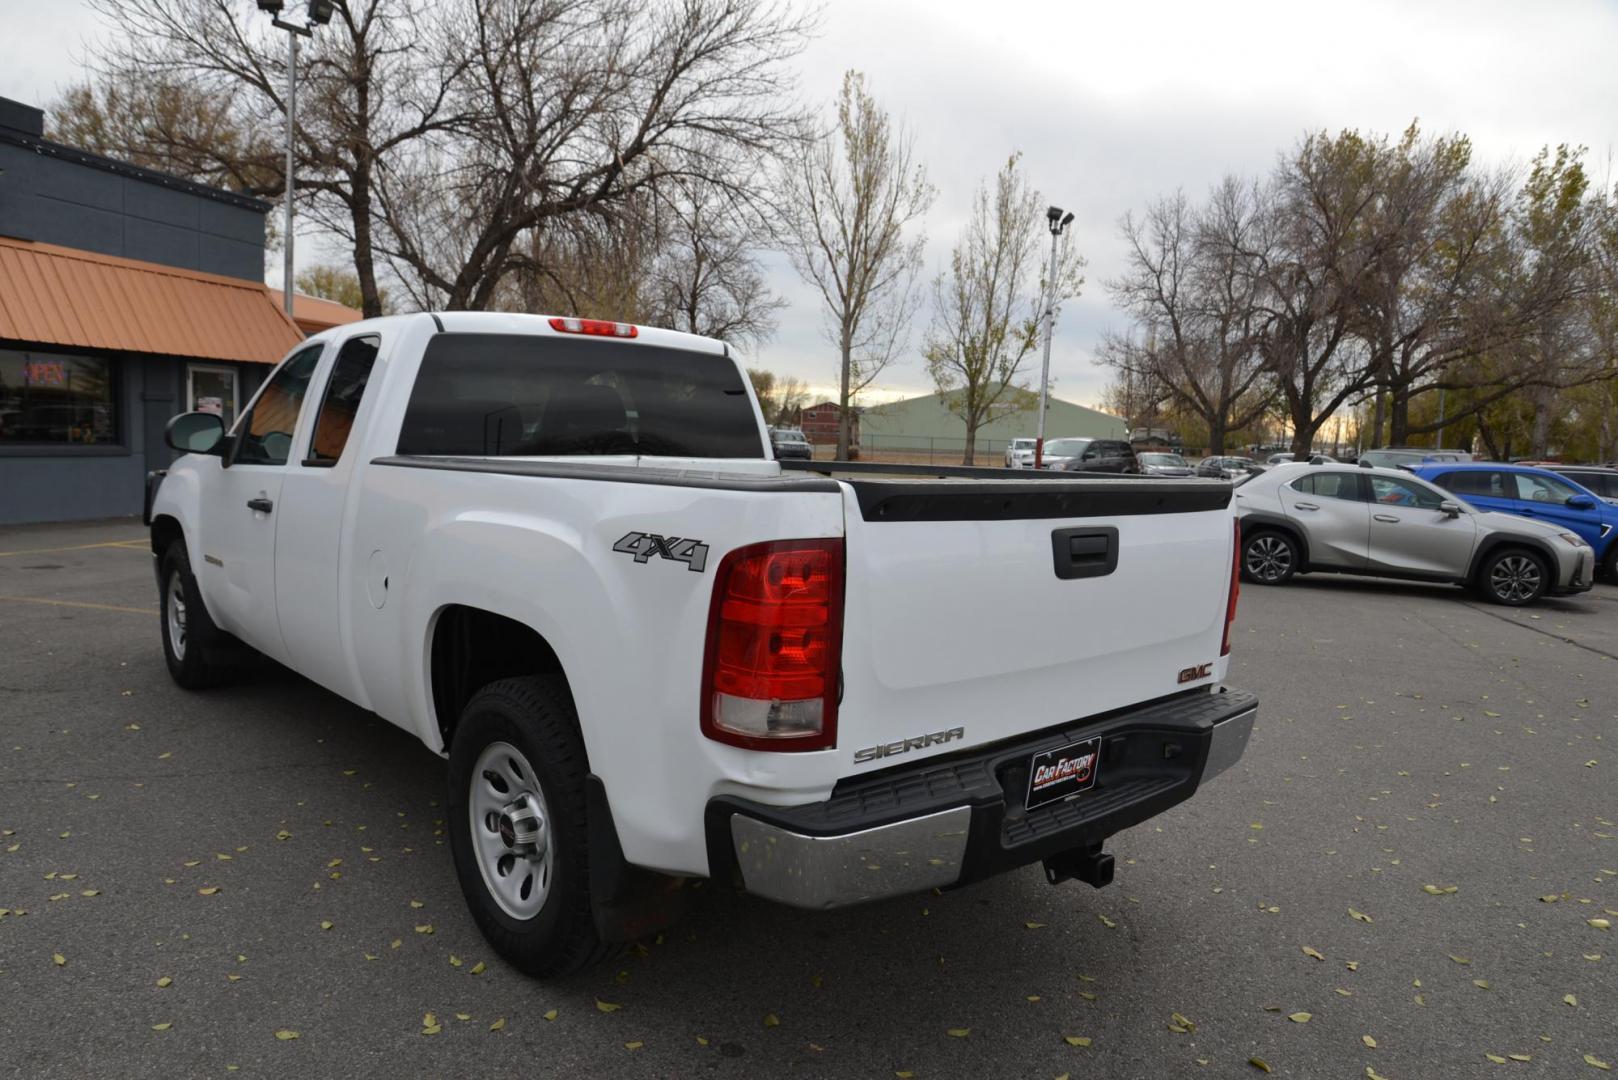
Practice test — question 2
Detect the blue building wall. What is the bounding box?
[0,97,276,525]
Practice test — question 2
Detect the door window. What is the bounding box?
[1369,475,1446,509]
[1291,472,1362,500]
[306,336,380,465]
[1437,470,1504,498]
[233,345,323,466]
[1511,472,1580,505]
[187,364,240,428]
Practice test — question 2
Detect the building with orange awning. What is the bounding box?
[0,95,348,524]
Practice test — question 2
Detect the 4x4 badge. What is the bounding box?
[613,531,709,573]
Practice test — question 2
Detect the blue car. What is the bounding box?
[1411,462,1618,580]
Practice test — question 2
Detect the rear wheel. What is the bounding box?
[1478,548,1547,606]
[447,676,610,977]
[158,543,233,689]
[1241,530,1298,585]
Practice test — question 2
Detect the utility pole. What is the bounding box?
[257,1,333,317]
[1033,205,1074,470]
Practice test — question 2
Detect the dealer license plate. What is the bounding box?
[1025,737,1101,810]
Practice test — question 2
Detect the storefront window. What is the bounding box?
[0,349,120,446]
[187,364,240,427]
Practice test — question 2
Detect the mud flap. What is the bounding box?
[586,775,689,943]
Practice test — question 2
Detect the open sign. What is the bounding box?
[23,360,66,387]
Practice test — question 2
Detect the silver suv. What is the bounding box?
[1232,463,1595,605]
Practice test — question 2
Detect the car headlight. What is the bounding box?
[1557,532,1589,548]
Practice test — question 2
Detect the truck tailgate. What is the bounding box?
[834,475,1236,766]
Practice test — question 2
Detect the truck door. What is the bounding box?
[197,342,325,663]
[273,333,383,702]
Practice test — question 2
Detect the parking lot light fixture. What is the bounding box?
[1033,206,1075,470]
[257,2,324,318]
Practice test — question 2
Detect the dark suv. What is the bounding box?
[1052,438,1138,474]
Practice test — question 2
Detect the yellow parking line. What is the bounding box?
[0,595,157,616]
[0,539,148,558]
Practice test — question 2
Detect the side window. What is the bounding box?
[1370,475,1445,509]
[1442,470,1506,498]
[233,345,323,466]
[1512,472,1579,504]
[306,336,380,465]
[1293,472,1359,501]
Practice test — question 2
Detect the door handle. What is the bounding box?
[1293,501,1319,511]
[1373,513,1399,523]
[246,497,274,514]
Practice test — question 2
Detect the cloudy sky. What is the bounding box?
[4,0,1617,409]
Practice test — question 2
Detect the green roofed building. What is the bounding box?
[858,388,1126,459]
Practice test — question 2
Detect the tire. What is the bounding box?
[1478,547,1548,606]
[1241,529,1298,585]
[158,543,233,689]
[1602,543,1618,585]
[447,676,611,977]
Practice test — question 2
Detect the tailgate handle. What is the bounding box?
[1051,526,1118,580]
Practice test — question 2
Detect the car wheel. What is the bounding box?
[1479,548,1548,606]
[1242,530,1298,585]
[447,676,611,977]
[1602,543,1618,584]
[158,542,234,689]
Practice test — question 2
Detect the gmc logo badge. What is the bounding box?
[1177,662,1213,684]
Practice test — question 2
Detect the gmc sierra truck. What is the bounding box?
[146,312,1255,977]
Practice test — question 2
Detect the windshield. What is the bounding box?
[1044,438,1091,457]
[1141,453,1186,467]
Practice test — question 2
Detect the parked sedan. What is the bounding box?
[1232,462,1594,605]
[1412,462,1618,582]
[1137,451,1194,477]
[1197,455,1260,480]
[1265,452,1335,465]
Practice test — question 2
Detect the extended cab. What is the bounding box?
[147,313,1255,976]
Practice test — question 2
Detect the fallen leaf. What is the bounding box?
[543,1009,557,1021]
[454,1013,471,1022]
[156,976,172,988]
[1509,1055,1531,1063]
[1098,914,1117,929]
[198,886,220,896]
[1363,1034,1377,1048]
[1486,1054,1508,1064]
[414,924,433,934]
[1063,1035,1092,1047]
[448,955,462,967]
[946,1027,969,1038]
[765,1014,781,1028]
[470,961,486,975]
[152,1022,173,1032]
[1368,1068,1390,1080]
[1349,907,1373,923]
[1589,918,1611,931]
[1422,884,1458,895]
[1473,979,1491,990]
[1249,1058,1272,1073]
[1288,1011,1311,1023]
[596,1000,621,1013]
[1346,961,1359,971]
[1450,954,1471,965]
[274,1030,299,1041]
[1302,946,1325,961]
[1588,1054,1612,1070]
[52,953,66,967]
[320,921,333,931]
[489,1018,506,1032]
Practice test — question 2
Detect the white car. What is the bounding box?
[1004,437,1037,468]
[146,312,1254,976]
[1233,462,1595,605]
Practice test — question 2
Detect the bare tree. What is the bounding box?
[746,368,809,426]
[924,153,1085,464]
[83,0,470,317]
[1104,178,1273,453]
[375,0,812,313]
[778,70,935,459]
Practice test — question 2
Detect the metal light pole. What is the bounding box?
[1033,205,1074,470]
[256,1,332,317]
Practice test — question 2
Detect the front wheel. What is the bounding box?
[1241,530,1298,585]
[1478,548,1547,606]
[447,676,610,977]
[158,543,233,689]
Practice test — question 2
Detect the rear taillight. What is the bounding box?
[1221,519,1240,656]
[548,316,638,338]
[700,538,844,751]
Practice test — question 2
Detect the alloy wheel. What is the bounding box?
[1245,536,1293,582]
[1490,554,1541,603]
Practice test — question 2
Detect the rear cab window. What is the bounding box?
[396,333,763,458]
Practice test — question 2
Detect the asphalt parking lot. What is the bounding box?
[2,518,1615,1079]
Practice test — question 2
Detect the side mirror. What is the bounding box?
[1440,500,1462,518]
[165,411,225,455]
[1566,493,1597,510]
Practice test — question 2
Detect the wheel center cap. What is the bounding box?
[497,814,517,848]
[495,796,544,857]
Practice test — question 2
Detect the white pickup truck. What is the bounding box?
[146,312,1255,976]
